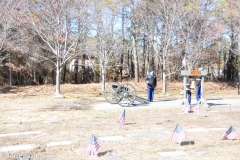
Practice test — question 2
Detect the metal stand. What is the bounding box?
[198,76,208,108]
[181,70,208,112]
[182,76,188,106]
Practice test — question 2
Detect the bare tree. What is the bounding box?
[88,1,123,93]
[0,0,13,63]
[26,0,89,97]
[139,0,222,92]
[142,0,183,93]
[128,0,141,83]
[0,0,32,86]
[216,0,240,80]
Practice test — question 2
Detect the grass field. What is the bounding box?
[0,82,239,160]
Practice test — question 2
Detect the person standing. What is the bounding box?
[146,70,157,102]
[186,84,191,106]
[196,77,201,101]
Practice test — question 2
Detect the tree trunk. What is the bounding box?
[101,64,106,94]
[127,50,132,79]
[33,65,36,83]
[132,34,139,83]
[74,59,78,84]
[120,5,125,82]
[54,58,63,98]
[92,67,97,83]
[100,50,107,93]
[81,54,86,83]
[9,56,12,86]
[162,57,166,93]
[146,44,150,75]
[142,35,146,78]
[63,64,66,84]
[120,53,123,82]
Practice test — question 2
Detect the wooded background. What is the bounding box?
[0,0,239,95]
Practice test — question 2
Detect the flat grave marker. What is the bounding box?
[104,156,122,160]
[99,136,124,141]
[157,151,187,156]
[126,131,166,137]
[209,128,227,131]
[207,111,219,113]
[0,131,42,137]
[46,141,73,147]
[0,144,32,152]
[195,149,207,155]
[208,146,223,151]
[186,128,209,132]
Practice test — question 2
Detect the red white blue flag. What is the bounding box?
[194,102,200,114]
[86,134,101,156]
[119,109,125,126]
[222,126,238,140]
[171,124,186,144]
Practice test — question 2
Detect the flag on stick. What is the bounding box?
[182,56,186,67]
[194,102,200,114]
[182,101,189,113]
[171,124,186,144]
[119,109,125,126]
[222,126,238,140]
[86,134,101,156]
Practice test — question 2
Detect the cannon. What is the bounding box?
[104,82,149,107]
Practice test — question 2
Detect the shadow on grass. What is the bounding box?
[98,149,113,157]
[0,86,18,93]
[207,103,230,107]
[180,141,195,146]
[155,99,178,102]
[125,123,136,125]
[206,98,222,100]
[131,103,149,107]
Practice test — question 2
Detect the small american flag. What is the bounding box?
[222,126,238,140]
[86,134,101,156]
[194,102,200,114]
[119,109,125,126]
[171,124,186,144]
[182,102,189,113]
[182,56,186,67]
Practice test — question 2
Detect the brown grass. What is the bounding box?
[0,82,239,160]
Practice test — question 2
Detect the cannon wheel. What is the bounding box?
[104,82,122,104]
[117,83,136,107]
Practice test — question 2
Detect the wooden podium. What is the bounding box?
[181,70,208,109]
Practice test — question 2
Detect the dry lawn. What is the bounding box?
[0,81,239,160]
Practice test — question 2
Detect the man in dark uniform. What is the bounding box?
[196,77,201,101]
[146,70,157,102]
